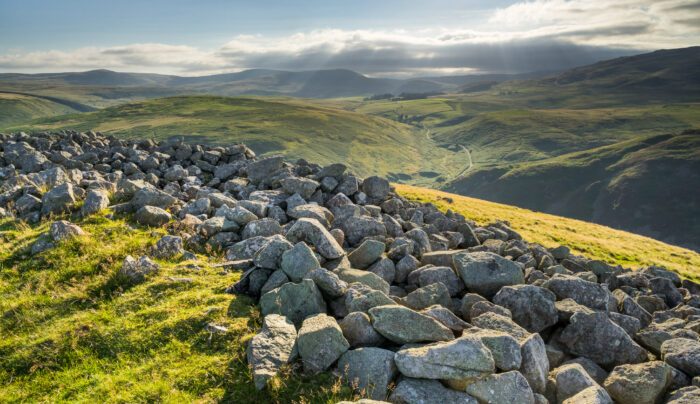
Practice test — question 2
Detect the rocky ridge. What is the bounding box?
[1,130,700,404]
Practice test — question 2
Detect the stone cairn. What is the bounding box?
[1,130,699,404]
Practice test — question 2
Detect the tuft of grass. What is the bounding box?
[396,183,700,281]
[0,214,354,403]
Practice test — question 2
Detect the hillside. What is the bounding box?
[2,95,464,183]
[443,131,700,251]
[0,92,78,127]
[1,131,699,403]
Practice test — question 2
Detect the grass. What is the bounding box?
[3,95,465,185]
[0,214,353,403]
[0,92,77,127]
[395,183,700,281]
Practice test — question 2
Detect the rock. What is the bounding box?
[367,258,396,284]
[394,336,494,386]
[247,314,297,390]
[666,386,700,404]
[348,239,385,270]
[247,156,284,185]
[304,268,347,297]
[130,187,177,210]
[340,312,386,347]
[613,289,652,328]
[559,312,647,367]
[546,274,611,311]
[389,377,477,404]
[362,176,390,200]
[420,250,463,270]
[259,279,327,325]
[260,270,290,296]
[493,285,558,333]
[550,363,599,403]
[150,235,184,259]
[471,312,531,341]
[297,313,349,372]
[465,371,535,404]
[276,241,320,282]
[335,267,390,294]
[603,361,672,404]
[242,218,282,239]
[404,282,452,311]
[650,277,683,308]
[286,218,345,259]
[337,347,397,400]
[453,251,524,298]
[562,386,612,404]
[288,204,335,227]
[520,333,549,394]
[31,239,55,254]
[470,300,512,321]
[416,266,464,297]
[254,236,293,269]
[421,305,470,332]
[41,183,76,216]
[344,283,396,313]
[368,305,454,344]
[661,338,700,377]
[81,189,110,216]
[395,255,420,284]
[463,328,522,371]
[120,255,160,283]
[281,177,319,200]
[134,205,172,227]
[561,358,609,386]
[50,220,86,241]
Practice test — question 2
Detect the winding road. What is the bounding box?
[423,127,473,179]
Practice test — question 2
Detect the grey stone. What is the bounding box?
[417,266,463,297]
[362,176,390,200]
[242,218,282,239]
[260,270,290,296]
[348,239,386,270]
[546,274,611,311]
[661,338,700,377]
[493,285,558,333]
[368,305,454,344]
[463,328,522,371]
[345,283,396,313]
[453,251,524,298]
[603,361,672,404]
[421,305,470,332]
[471,312,531,341]
[520,333,549,394]
[389,377,476,404]
[259,279,327,325]
[297,313,349,372]
[337,347,397,400]
[336,267,390,294]
[288,204,335,227]
[304,268,347,298]
[562,386,612,404]
[465,371,535,404]
[50,220,86,241]
[280,242,321,282]
[81,189,110,216]
[247,314,297,390]
[550,363,600,403]
[254,236,293,269]
[120,255,160,283]
[404,282,452,311]
[134,205,172,227]
[150,235,184,259]
[41,183,77,216]
[340,312,386,347]
[286,218,345,259]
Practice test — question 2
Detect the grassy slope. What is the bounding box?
[0,92,77,127]
[0,214,351,403]
[395,184,700,281]
[442,132,700,251]
[3,95,463,184]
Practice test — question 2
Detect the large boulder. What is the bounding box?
[247,314,297,389]
[520,333,549,394]
[81,189,110,216]
[134,205,172,227]
[41,183,77,216]
[335,268,390,295]
[546,274,611,311]
[661,338,700,377]
[549,363,601,403]
[280,241,321,282]
[304,268,347,298]
[348,239,385,270]
[465,371,535,404]
[259,279,327,325]
[493,285,558,333]
[286,218,345,259]
[389,377,477,404]
[337,347,398,400]
[463,328,522,371]
[247,156,284,185]
[559,312,647,367]
[603,361,672,404]
[394,335,494,388]
[403,282,452,311]
[362,176,390,200]
[344,283,396,313]
[297,313,349,372]
[453,251,524,298]
[340,312,386,347]
[368,305,454,344]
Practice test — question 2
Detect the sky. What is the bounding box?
[1,0,699,77]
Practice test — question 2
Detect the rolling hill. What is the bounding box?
[2,95,465,183]
[443,131,700,251]
[0,92,79,127]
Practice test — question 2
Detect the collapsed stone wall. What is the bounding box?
[1,130,699,404]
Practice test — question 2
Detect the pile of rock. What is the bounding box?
[1,130,699,404]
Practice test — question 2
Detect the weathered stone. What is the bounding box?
[368,305,454,344]
[297,313,349,372]
[417,266,463,297]
[520,333,549,394]
[453,251,524,298]
[404,282,452,311]
[247,314,297,389]
[150,235,184,259]
[242,218,282,239]
[389,377,477,404]
[81,189,110,216]
[421,305,470,332]
[463,328,522,371]
[337,347,397,400]
[546,274,611,311]
[559,312,647,367]
[120,255,160,283]
[471,312,531,341]
[134,205,172,227]
[344,283,396,313]
[259,279,327,325]
[247,157,284,185]
[362,176,390,200]
[286,218,345,259]
[50,220,86,241]
[562,386,612,404]
[493,285,558,332]
[260,270,290,296]
[661,338,700,377]
[41,183,76,216]
[603,361,672,404]
[465,371,535,404]
[288,204,335,227]
[394,336,494,386]
[340,312,386,347]
[550,363,599,403]
[335,267,390,294]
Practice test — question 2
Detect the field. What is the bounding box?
[0,92,78,128]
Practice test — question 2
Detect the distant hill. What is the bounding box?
[3,95,464,182]
[443,131,700,251]
[0,92,79,127]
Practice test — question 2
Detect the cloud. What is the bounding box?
[0,0,698,76]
